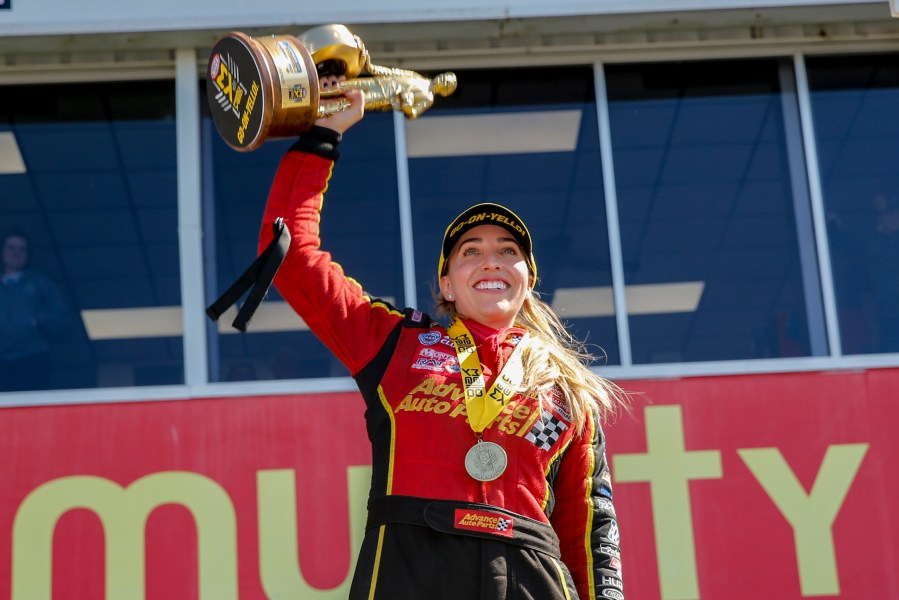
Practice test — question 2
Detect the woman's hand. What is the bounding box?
[316,74,365,134]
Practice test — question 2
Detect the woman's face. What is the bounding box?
[439,224,530,330]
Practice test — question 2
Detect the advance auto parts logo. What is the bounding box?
[207,36,264,150]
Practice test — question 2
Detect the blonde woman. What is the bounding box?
[259,88,627,600]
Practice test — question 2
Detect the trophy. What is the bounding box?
[206,24,458,151]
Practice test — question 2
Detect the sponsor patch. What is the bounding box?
[412,358,446,373]
[599,544,620,559]
[610,557,622,572]
[600,544,620,559]
[602,576,624,591]
[454,509,514,538]
[419,331,442,346]
[608,520,620,545]
[418,348,455,361]
[600,469,612,487]
[525,410,569,451]
[597,497,616,515]
[602,589,624,600]
[411,309,424,323]
[412,347,460,373]
[599,470,613,499]
[547,387,573,421]
[410,349,460,374]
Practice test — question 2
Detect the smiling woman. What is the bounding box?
[437,206,533,329]
[253,79,629,599]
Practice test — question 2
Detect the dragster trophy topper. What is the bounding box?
[206,24,458,151]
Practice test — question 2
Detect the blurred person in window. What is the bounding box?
[825,210,875,354]
[1,228,71,392]
[868,193,899,352]
[251,79,629,599]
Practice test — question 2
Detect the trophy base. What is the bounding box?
[207,32,320,152]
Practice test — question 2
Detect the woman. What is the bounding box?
[259,87,626,599]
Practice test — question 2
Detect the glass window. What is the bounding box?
[205,94,402,382]
[0,81,181,392]
[406,66,620,365]
[807,53,899,355]
[606,59,824,363]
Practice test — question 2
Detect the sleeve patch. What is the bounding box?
[525,410,569,451]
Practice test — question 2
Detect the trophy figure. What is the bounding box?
[206,24,457,151]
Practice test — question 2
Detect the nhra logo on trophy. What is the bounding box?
[206,24,458,151]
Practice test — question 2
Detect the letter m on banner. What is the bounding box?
[11,472,239,600]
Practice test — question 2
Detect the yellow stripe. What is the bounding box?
[340,275,404,318]
[367,525,388,600]
[321,162,334,197]
[370,299,404,318]
[550,557,574,600]
[583,409,598,599]
[366,386,397,599]
[377,385,396,494]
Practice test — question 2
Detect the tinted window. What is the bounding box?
[0,81,181,392]
[205,94,402,382]
[807,53,899,354]
[406,66,620,365]
[606,59,823,363]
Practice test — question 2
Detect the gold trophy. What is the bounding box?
[206,24,458,151]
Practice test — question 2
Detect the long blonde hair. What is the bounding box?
[435,291,628,434]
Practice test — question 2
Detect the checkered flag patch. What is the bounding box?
[525,410,569,451]
[497,518,511,532]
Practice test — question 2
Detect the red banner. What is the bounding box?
[1,368,896,599]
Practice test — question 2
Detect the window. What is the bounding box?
[0,81,181,392]
[205,100,403,382]
[606,59,825,363]
[406,66,620,365]
[807,53,899,355]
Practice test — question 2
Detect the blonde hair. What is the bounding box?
[435,290,628,435]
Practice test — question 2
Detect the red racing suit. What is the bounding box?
[260,132,624,600]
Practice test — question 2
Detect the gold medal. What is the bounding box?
[464,439,508,482]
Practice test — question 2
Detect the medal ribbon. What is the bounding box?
[448,318,528,433]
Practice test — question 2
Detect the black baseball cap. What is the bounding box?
[438,202,537,288]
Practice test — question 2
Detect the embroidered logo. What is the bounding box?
[525,410,569,451]
[608,519,620,544]
[547,387,572,421]
[411,348,459,373]
[419,331,442,345]
[454,509,514,538]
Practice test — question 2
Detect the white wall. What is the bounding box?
[0,0,873,37]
